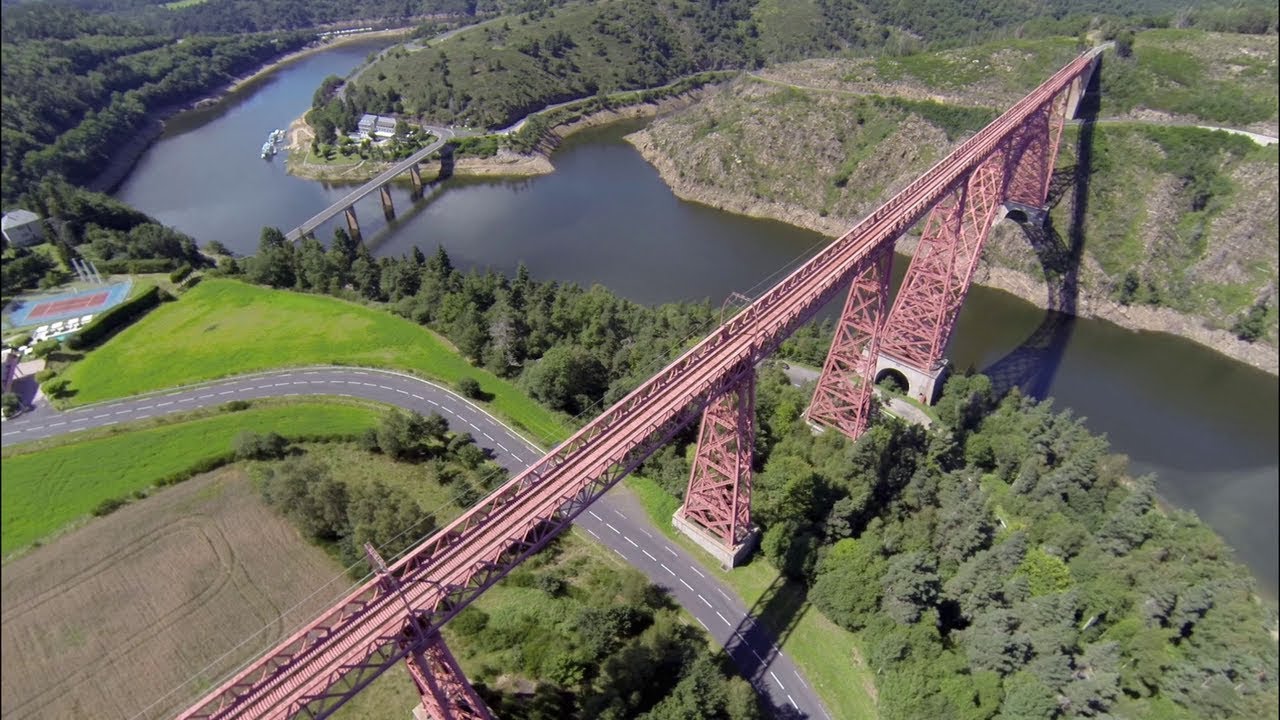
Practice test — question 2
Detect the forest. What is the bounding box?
[339,0,1276,130]
[223,231,1278,719]
[0,3,315,203]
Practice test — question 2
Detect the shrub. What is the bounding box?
[31,338,60,358]
[233,431,289,460]
[35,368,56,383]
[223,399,251,412]
[1,392,21,417]
[10,333,32,348]
[42,378,70,398]
[458,377,483,399]
[91,496,128,516]
[169,263,193,283]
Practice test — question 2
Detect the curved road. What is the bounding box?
[1,367,832,720]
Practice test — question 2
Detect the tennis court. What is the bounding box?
[4,281,132,329]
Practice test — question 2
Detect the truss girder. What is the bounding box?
[806,246,894,439]
[1004,93,1068,208]
[178,49,1103,720]
[681,368,756,547]
[878,155,1007,369]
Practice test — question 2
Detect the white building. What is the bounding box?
[1,209,43,248]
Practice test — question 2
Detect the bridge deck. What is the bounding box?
[284,127,454,242]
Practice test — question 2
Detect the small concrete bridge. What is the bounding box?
[284,125,456,243]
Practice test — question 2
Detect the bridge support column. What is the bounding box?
[675,368,758,568]
[410,163,424,197]
[405,633,492,720]
[1004,92,1067,211]
[381,185,396,220]
[876,156,1006,397]
[362,544,492,720]
[806,245,894,440]
[345,204,362,241]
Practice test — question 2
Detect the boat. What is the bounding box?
[261,129,284,159]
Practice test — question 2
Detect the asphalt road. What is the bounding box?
[0,367,832,720]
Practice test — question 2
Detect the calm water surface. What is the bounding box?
[116,42,1280,597]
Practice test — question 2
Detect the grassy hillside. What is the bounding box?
[755,30,1279,133]
[635,33,1279,346]
[58,279,572,443]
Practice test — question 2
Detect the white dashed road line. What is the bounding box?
[716,611,730,626]
[156,401,172,408]
[587,529,600,539]
[679,579,694,591]
[697,594,712,608]
[588,511,602,521]
[664,546,677,557]
[642,549,657,561]
[625,537,639,548]
[770,671,785,690]
[660,563,675,576]
[788,695,798,710]
[412,394,424,400]
[717,588,731,602]
[689,566,705,578]
[696,617,710,631]
[605,523,620,534]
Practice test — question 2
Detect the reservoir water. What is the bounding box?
[116,38,1280,597]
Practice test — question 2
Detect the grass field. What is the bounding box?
[58,279,572,444]
[626,476,880,720]
[0,467,348,720]
[0,401,382,555]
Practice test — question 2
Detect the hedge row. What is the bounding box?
[96,257,179,275]
[169,263,193,283]
[67,285,163,351]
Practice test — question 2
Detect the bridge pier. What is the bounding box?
[410,163,424,197]
[807,246,894,440]
[345,204,361,241]
[675,368,759,568]
[361,544,492,720]
[874,353,950,406]
[381,185,396,220]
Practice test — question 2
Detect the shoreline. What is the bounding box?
[623,127,1279,376]
[281,87,1276,375]
[86,29,410,195]
[282,88,711,182]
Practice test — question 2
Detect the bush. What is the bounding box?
[91,496,128,516]
[223,399,251,412]
[68,285,162,351]
[42,378,70,398]
[1,392,21,417]
[35,368,56,383]
[169,263,193,283]
[10,333,32,348]
[31,338,60,358]
[233,430,289,460]
[458,377,483,399]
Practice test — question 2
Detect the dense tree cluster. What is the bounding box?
[740,369,1276,719]
[1,5,313,202]
[237,228,720,419]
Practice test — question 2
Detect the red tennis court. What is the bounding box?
[27,291,110,320]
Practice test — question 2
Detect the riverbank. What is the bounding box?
[87,30,407,195]
[625,128,1280,376]
[283,87,713,182]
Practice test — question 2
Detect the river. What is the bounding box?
[115,39,1279,597]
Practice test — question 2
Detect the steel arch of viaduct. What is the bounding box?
[179,48,1103,720]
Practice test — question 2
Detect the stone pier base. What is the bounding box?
[672,511,759,569]
[874,354,950,406]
